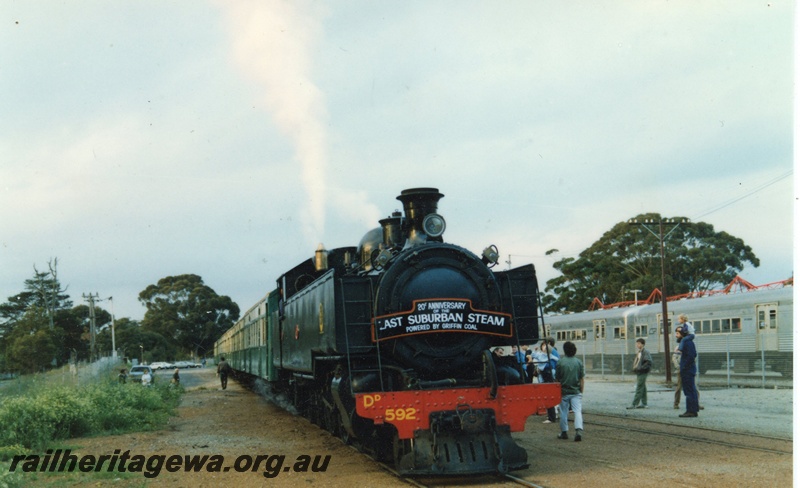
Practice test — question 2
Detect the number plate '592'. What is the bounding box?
[361,394,417,422]
[384,407,417,421]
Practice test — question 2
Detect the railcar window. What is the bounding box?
[657,316,673,337]
[695,317,742,335]
[634,325,647,337]
[556,329,588,342]
[758,310,778,329]
[613,327,626,339]
[593,320,605,339]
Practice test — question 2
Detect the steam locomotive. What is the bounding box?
[214,188,560,475]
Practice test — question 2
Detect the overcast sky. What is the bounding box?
[1,1,794,321]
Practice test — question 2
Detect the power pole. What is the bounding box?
[627,217,688,383]
[107,297,117,359]
[83,293,99,362]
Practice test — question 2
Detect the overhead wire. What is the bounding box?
[692,169,793,220]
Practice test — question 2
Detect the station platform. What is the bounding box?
[577,376,792,440]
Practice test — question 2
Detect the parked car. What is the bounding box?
[173,361,201,369]
[149,361,174,370]
[128,365,154,383]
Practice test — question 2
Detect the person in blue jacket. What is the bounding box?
[676,325,699,417]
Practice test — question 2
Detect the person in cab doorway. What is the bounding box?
[556,341,585,442]
[627,338,652,409]
[217,356,232,390]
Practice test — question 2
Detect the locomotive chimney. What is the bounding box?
[396,188,446,246]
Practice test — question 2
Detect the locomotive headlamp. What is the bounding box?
[482,245,499,266]
[422,213,446,237]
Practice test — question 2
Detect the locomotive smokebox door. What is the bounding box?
[373,243,503,378]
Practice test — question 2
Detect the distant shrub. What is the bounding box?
[0,444,27,462]
[0,381,182,453]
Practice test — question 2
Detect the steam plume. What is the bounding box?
[219,0,328,239]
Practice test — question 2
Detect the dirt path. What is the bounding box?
[17,369,792,487]
[22,368,406,487]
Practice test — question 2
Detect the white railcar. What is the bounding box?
[544,284,793,377]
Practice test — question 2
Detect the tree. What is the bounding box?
[97,319,175,363]
[57,305,112,362]
[1,259,72,329]
[5,307,61,373]
[138,274,239,358]
[1,260,73,371]
[542,213,760,313]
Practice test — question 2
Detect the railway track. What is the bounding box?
[585,412,791,455]
[390,470,550,488]
[350,445,544,488]
[368,449,550,488]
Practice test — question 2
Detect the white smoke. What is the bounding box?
[218,0,329,239]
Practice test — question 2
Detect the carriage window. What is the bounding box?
[557,329,588,341]
[700,319,710,334]
[593,320,606,339]
[722,318,731,333]
[731,317,741,332]
[711,319,721,333]
[768,310,777,329]
[658,316,673,336]
[613,327,626,339]
[634,325,647,337]
[757,309,778,329]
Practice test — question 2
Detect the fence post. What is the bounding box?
[726,334,731,388]
[761,334,766,389]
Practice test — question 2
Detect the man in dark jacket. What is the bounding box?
[627,338,653,409]
[676,326,699,417]
[217,357,232,390]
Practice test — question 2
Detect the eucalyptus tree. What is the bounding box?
[542,213,760,313]
[138,274,239,357]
